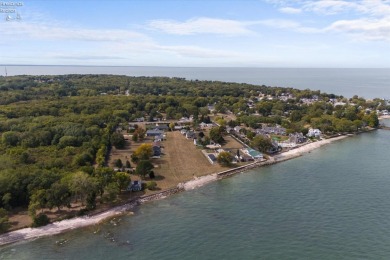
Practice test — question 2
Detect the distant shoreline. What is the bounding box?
[0,134,350,247]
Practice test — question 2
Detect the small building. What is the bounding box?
[289,132,307,144]
[146,129,164,137]
[307,128,322,138]
[186,131,196,139]
[152,146,161,157]
[234,126,242,133]
[128,180,142,192]
[146,124,169,131]
[236,152,254,162]
[207,154,217,164]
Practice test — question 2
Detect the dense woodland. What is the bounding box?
[0,74,383,231]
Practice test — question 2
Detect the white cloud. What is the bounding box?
[267,0,390,41]
[326,18,390,41]
[256,19,301,29]
[147,17,254,36]
[279,7,302,14]
[303,0,367,15]
[254,19,320,33]
[0,21,147,42]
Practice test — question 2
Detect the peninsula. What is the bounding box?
[0,75,385,244]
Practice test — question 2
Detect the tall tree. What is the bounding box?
[134,144,153,160]
[251,135,273,153]
[217,151,233,167]
[136,160,154,178]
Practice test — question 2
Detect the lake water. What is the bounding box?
[4,66,390,99]
[2,127,390,259]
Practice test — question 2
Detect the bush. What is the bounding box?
[32,214,50,227]
[77,208,90,217]
[146,181,157,190]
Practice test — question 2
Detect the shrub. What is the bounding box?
[32,214,50,227]
[146,181,157,191]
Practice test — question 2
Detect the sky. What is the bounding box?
[1,0,390,67]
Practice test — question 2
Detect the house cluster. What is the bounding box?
[237,148,263,162]
[180,129,196,139]
[255,125,286,136]
[278,132,307,148]
[377,109,389,116]
[177,116,194,124]
[199,122,214,129]
[299,96,319,105]
[205,147,265,165]
[277,93,294,102]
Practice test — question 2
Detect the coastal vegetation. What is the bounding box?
[0,74,383,233]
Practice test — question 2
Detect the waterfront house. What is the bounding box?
[207,154,217,164]
[128,180,142,192]
[307,128,322,138]
[242,148,263,160]
[289,132,307,144]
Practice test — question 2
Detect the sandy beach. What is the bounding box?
[0,135,350,247]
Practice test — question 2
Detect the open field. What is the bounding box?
[153,131,226,190]
[222,135,245,150]
[108,130,230,191]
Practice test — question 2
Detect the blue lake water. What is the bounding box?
[2,128,390,259]
[4,66,390,99]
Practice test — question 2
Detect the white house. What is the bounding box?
[307,128,322,138]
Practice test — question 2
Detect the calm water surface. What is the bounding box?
[1,129,390,259]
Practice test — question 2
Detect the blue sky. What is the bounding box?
[1,0,390,67]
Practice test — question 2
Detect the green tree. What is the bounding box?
[115,158,123,168]
[28,189,47,217]
[103,182,119,202]
[32,213,50,227]
[209,127,224,143]
[0,208,10,233]
[251,135,273,153]
[136,160,154,178]
[46,182,72,211]
[2,193,11,210]
[169,122,175,131]
[125,160,131,168]
[111,132,125,149]
[115,171,131,191]
[69,172,98,206]
[134,144,153,160]
[217,151,233,167]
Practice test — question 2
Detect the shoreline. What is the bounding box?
[0,135,350,247]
